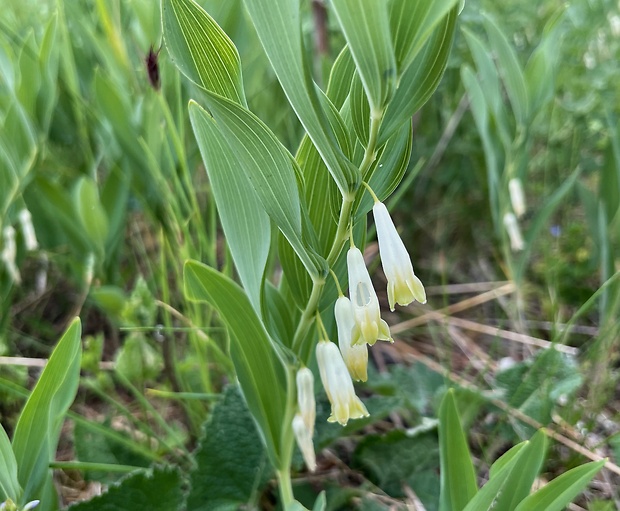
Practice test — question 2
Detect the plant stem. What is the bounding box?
[277,468,295,507]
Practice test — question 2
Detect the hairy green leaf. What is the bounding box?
[68,466,183,511]
[186,386,271,511]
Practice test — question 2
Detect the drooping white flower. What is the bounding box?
[23,502,40,511]
[508,178,526,218]
[1,226,21,284]
[292,413,316,472]
[18,209,38,251]
[316,340,369,426]
[503,212,525,251]
[335,296,368,382]
[296,367,315,434]
[372,202,426,311]
[347,247,392,346]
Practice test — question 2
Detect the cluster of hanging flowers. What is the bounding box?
[292,187,426,471]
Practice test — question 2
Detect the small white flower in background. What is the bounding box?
[292,413,316,472]
[335,296,368,382]
[316,340,369,426]
[372,202,426,311]
[1,226,21,284]
[503,212,525,251]
[609,14,620,37]
[22,502,40,511]
[18,209,38,251]
[508,178,526,218]
[296,367,315,434]
[347,247,392,346]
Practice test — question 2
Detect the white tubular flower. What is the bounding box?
[347,247,392,346]
[372,202,426,311]
[296,367,315,434]
[23,502,40,511]
[503,212,525,251]
[508,178,526,218]
[18,209,38,251]
[316,340,369,426]
[335,296,368,382]
[1,226,21,284]
[292,413,317,472]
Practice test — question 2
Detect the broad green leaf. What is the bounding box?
[462,441,528,511]
[355,120,412,219]
[379,6,458,145]
[482,14,529,125]
[389,0,459,75]
[0,423,20,502]
[243,0,359,196]
[190,99,327,280]
[263,282,297,347]
[514,460,605,511]
[162,0,245,104]
[189,102,269,313]
[438,389,478,511]
[186,386,271,511]
[493,429,547,511]
[74,176,109,253]
[332,0,396,112]
[17,32,40,120]
[12,318,82,506]
[350,72,370,145]
[184,260,287,466]
[325,47,356,111]
[68,466,183,511]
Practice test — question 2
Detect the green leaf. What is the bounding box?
[389,0,459,76]
[354,428,440,508]
[355,120,412,219]
[492,430,547,511]
[462,441,528,511]
[325,47,356,111]
[462,27,511,150]
[331,0,396,112]
[0,423,20,502]
[514,460,605,511]
[67,466,183,511]
[162,0,245,104]
[379,6,458,145]
[74,176,109,253]
[190,98,327,280]
[184,260,287,467]
[482,13,529,125]
[186,386,271,511]
[438,389,478,511]
[12,318,82,505]
[242,0,359,196]
[189,102,270,313]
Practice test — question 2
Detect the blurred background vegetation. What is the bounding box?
[1,0,619,509]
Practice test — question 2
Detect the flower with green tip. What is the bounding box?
[316,340,369,426]
[373,202,426,311]
[347,247,392,346]
[335,296,368,382]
